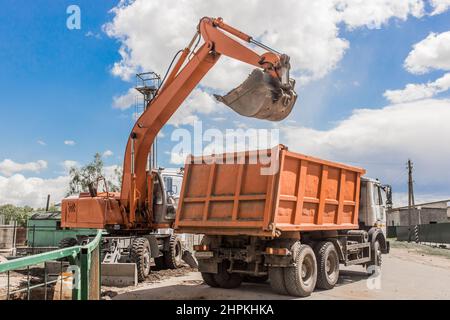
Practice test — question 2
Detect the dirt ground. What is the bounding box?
[106,243,450,300]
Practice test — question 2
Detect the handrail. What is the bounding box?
[0,229,103,273]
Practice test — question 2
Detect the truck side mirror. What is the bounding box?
[383,184,393,209]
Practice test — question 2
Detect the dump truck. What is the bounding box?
[175,145,391,297]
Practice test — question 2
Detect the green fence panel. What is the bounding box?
[0,229,102,300]
[395,223,450,244]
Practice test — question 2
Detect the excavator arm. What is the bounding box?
[121,17,298,224]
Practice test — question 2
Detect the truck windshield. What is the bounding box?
[163,175,183,197]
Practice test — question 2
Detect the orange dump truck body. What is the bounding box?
[175,145,366,237]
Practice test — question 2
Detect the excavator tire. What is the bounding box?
[130,238,151,282]
[213,261,243,289]
[164,235,183,269]
[58,237,78,248]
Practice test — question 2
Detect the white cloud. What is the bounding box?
[64,140,76,146]
[429,0,450,15]
[384,72,450,103]
[104,0,429,88]
[169,89,225,127]
[0,174,69,208]
[103,150,114,158]
[404,31,450,74]
[336,0,425,30]
[0,159,48,177]
[392,192,450,207]
[282,99,450,193]
[61,160,79,174]
[37,140,46,146]
[113,88,136,110]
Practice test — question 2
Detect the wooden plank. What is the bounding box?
[293,160,307,225]
[231,164,244,221]
[202,163,216,221]
[336,169,346,225]
[315,165,328,225]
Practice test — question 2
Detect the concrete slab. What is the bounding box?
[101,263,138,287]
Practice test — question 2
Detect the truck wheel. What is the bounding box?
[284,244,317,297]
[131,238,151,282]
[315,241,339,290]
[269,267,288,295]
[164,235,183,269]
[58,237,78,248]
[367,240,382,275]
[201,272,220,288]
[213,261,242,289]
[243,274,269,283]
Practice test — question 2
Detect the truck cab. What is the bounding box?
[359,177,392,235]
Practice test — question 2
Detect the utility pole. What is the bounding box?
[407,159,415,242]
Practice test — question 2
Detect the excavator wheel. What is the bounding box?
[130,237,151,282]
[164,235,183,269]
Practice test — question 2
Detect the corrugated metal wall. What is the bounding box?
[396,223,450,244]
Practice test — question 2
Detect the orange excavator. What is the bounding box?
[60,17,297,281]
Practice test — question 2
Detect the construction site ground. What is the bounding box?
[104,241,450,300]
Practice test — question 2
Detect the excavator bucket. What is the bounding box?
[214,69,297,121]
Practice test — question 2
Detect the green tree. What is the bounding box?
[0,204,34,226]
[66,153,122,196]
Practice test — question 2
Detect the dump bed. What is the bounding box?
[175,145,365,237]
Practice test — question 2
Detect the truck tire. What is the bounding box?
[164,235,183,269]
[130,238,151,282]
[243,274,269,283]
[367,240,382,275]
[283,244,317,297]
[314,241,339,290]
[58,237,78,248]
[213,261,242,289]
[269,267,288,295]
[201,272,220,288]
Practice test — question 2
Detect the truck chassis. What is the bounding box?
[195,228,389,297]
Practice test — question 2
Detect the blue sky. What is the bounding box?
[1,0,450,207]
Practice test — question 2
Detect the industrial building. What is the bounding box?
[387,200,450,227]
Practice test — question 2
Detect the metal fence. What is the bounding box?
[0,229,102,300]
[395,223,450,244]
